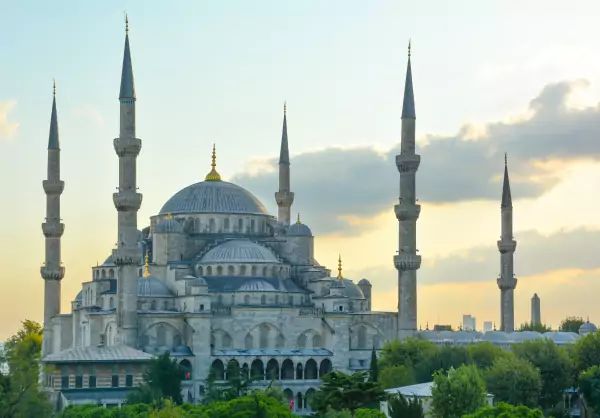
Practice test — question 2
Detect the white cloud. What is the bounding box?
[0,101,19,140]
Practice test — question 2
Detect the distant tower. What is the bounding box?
[113,17,142,347]
[497,154,517,332]
[395,42,421,336]
[531,293,541,326]
[41,81,65,356]
[358,279,372,311]
[275,103,294,225]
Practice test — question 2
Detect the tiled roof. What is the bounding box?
[43,345,153,363]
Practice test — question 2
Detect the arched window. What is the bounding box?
[228,265,234,275]
[266,359,279,380]
[306,388,316,411]
[211,360,225,380]
[180,359,192,380]
[272,266,278,277]
[198,266,203,276]
[245,333,253,349]
[260,295,266,305]
[296,363,303,380]
[240,265,247,276]
[357,326,367,349]
[305,359,318,379]
[173,334,182,347]
[312,334,322,348]
[297,392,303,411]
[284,388,294,404]
[223,218,230,231]
[238,218,243,232]
[101,270,106,279]
[95,270,99,279]
[216,265,223,275]
[251,265,257,276]
[250,219,255,232]
[281,359,294,380]
[163,300,169,310]
[209,218,215,232]
[250,359,264,380]
[262,266,268,276]
[109,269,114,278]
[319,359,332,377]
[156,325,166,346]
[206,266,212,275]
[226,359,240,381]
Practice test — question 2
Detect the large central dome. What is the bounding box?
[159,181,269,216]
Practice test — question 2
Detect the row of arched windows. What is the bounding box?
[198,264,288,278]
[93,267,144,280]
[210,358,332,381]
[187,216,266,235]
[214,293,303,308]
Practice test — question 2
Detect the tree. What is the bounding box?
[572,331,600,374]
[354,409,386,418]
[518,322,552,332]
[431,365,486,418]
[387,394,424,418]
[224,359,250,399]
[369,347,379,382]
[463,402,544,418]
[128,352,183,404]
[512,339,572,409]
[467,342,509,370]
[579,365,600,415]
[310,371,385,415]
[417,345,470,381]
[484,356,541,407]
[379,338,438,372]
[559,316,585,333]
[0,320,52,418]
[379,365,414,389]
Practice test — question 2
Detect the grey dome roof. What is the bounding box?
[200,240,279,264]
[341,279,365,299]
[159,181,268,216]
[155,218,184,234]
[579,321,597,334]
[287,222,312,237]
[137,277,173,297]
[358,278,371,286]
[202,276,305,293]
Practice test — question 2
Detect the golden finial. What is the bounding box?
[143,254,151,278]
[205,143,222,181]
[296,213,301,224]
[125,13,129,34]
[337,254,343,280]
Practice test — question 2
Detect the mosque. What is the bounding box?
[38,23,586,411]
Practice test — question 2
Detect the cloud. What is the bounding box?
[233,81,600,233]
[0,101,19,140]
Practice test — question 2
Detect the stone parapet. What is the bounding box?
[112,248,140,265]
[275,191,294,207]
[42,222,65,238]
[41,265,65,280]
[113,191,142,212]
[43,180,64,195]
[394,253,421,271]
[497,277,517,290]
[395,154,421,173]
[497,239,516,253]
[394,202,421,221]
[113,137,141,156]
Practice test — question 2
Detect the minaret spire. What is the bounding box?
[497,154,517,332]
[395,41,421,337]
[275,102,294,225]
[113,19,142,347]
[41,82,65,355]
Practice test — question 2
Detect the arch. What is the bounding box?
[319,359,332,377]
[281,359,294,380]
[95,270,99,279]
[305,388,316,411]
[250,359,264,380]
[297,392,303,411]
[241,363,249,380]
[173,334,182,347]
[206,266,213,275]
[216,265,223,275]
[105,322,117,346]
[238,218,243,232]
[296,363,303,379]
[180,359,192,380]
[101,270,106,279]
[211,359,224,380]
[156,324,166,346]
[228,265,235,275]
[226,359,240,381]
[297,334,307,348]
[212,329,233,349]
[266,359,279,380]
[222,333,232,348]
[209,218,216,232]
[283,388,294,403]
[240,265,247,276]
[224,218,230,231]
[271,266,278,277]
[250,219,256,232]
[262,266,268,276]
[312,334,322,348]
[373,334,382,349]
[251,265,257,276]
[260,295,266,305]
[108,269,114,278]
[305,359,317,379]
[198,266,203,276]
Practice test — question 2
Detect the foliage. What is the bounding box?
[127,352,183,405]
[559,316,585,333]
[430,365,486,418]
[379,365,414,389]
[387,394,424,418]
[484,356,541,407]
[512,339,572,409]
[0,320,52,418]
[354,408,386,418]
[379,338,437,373]
[463,402,544,418]
[418,345,470,381]
[467,342,509,370]
[518,322,552,332]
[310,371,385,415]
[579,365,600,414]
[369,347,378,382]
[572,331,600,374]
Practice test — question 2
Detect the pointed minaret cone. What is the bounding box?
[275,102,294,225]
[112,17,142,347]
[395,41,421,337]
[497,154,517,332]
[41,82,65,356]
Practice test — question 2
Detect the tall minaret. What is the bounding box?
[275,103,294,225]
[394,42,421,336]
[531,293,541,326]
[497,154,517,332]
[113,17,142,347]
[41,81,65,356]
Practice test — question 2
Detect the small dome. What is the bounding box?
[155,218,184,234]
[159,181,268,216]
[101,255,116,266]
[287,222,312,237]
[137,277,173,297]
[341,279,365,299]
[579,321,597,335]
[200,240,279,264]
[239,279,277,292]
[358,278,371,286]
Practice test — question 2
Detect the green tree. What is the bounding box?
[310,371,385,415]
[559,316,585,333]
[369,347,379,382]
[354,408,386,418]
[431,365,486,418]
[463,402,544,418]
[379,365,414,389]
[484,356,541,407]
[518,322,552,332]
[467,342,508,370]
[379,338,438,372]
[512,339,572,409]
[572,331,600,374]
[417,345,470,381]
[128,352,183,404]
[579,365,600,415]
[0,320,52,418]
[387,394,424,418]
[224,359,250,399]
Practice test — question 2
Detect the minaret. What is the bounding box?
[41,81,65,356]
[497,154,517,332]
[275,103,294,225]
[531,293,541,326]
[113,17,142,347]
[394,42,421,336]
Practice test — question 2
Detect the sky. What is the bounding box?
[2,0,600,338]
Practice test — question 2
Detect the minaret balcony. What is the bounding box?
[394,253,421,270]
[497,277,517,290]
[275,191,294,206]
[394,203,421,221]
[113,137,141,157]
[395,154,421,173]
[497,239,516,253]
[113,191,142,211]
[42,180,64,195]
[112,247,140,266]
[42,222,65,238]
[40,265,65,280]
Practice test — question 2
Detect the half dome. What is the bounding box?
[200,240,279,264]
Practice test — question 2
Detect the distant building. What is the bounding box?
[483,321,493,333]
[463,314,476,331]
[433,324,453,331]
[531,293,541,325]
